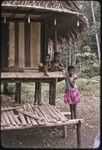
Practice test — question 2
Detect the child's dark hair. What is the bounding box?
[68,65,75,71]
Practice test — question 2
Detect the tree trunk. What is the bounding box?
[69,41,72,65]
[91,1,100,64]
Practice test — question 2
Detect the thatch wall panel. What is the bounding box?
[19,22,25,67]
[30,22,41,67]
[8,22,15,66]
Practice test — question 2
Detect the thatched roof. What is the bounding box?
[1,0,89,43]
[2,1,84,14]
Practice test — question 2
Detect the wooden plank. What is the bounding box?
[44,119,83,127]
[37,105,50,123]
[47,104,67,122]
[10,110,22,126]
[61,112,71,116]
[8,22,15,66]
[16,108,44,121]
[1,106,22,111]
[33,105,47,125]
[1,71,65,78]
[42,105,57,123]
[53,109,68,122]
[52,106,68,121]
[19,22,25,67]
[44,104,57,122]
[6,111,17,126]
[40,105,53,123]
[1,114,7,127]
[1,118,83,131]
[28,104,44,125]
[30,22,41,68]
[26,104,37,125]
[23,105,31,124]
[30,22,35,67]
[30,105,42,125]
[18,112,27,126]
[2,112,11,126]
[44,104,59,121]
[44,104,60,121]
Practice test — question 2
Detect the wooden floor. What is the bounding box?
[1,103,82,130]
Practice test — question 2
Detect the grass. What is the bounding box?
[76,76,100,97]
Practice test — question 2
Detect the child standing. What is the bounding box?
[64,65,80,119]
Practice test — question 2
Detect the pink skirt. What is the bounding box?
[64,89,80,104]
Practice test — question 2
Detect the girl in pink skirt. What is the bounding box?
[64,65,80,119]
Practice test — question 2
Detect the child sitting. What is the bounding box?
[50,52,65,72]
[43,54,51,76]
[64,65,80,119]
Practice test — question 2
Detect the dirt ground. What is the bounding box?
[1,80,100,149]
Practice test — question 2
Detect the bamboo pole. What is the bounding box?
[15,109,44,121]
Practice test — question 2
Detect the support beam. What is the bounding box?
[34,82,41,105]
[76,120,81,148]
[15,83,21,103]
[49,79,56,105]
[53,18,57,56]
[3,83,8,95]
[63,126,68,139]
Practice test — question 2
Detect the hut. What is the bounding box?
[1,0,88,103]
[1,1,88,147]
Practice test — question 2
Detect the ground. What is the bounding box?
[1,76,100,149]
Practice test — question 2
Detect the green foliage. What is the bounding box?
[76,76,100,96]
[79,1,100,56]
[76,45,99,78]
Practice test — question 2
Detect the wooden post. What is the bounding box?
[1,23,9,95]
[49,79,56,105]
[63,126,68,139]
[38,82,41,105]
[76,120,81,148]
[34,82,38,105]
[3,83,8,95]
[15,83,21,103]
[34,82,41,105]
[53,18,57,57]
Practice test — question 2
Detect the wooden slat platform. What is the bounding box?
[1,71,65,79]
[1,103,82,130]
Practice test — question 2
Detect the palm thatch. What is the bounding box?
[1,0,89,43]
